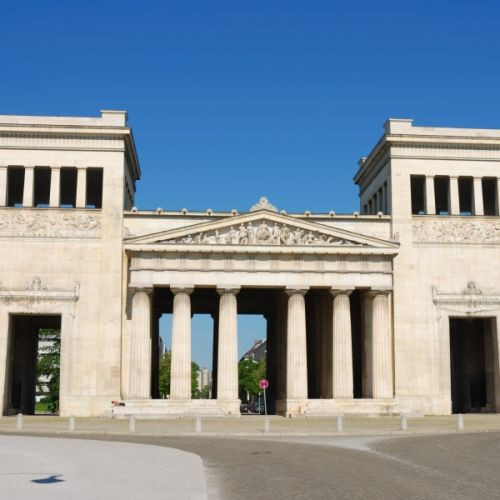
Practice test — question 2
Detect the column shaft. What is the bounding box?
[449,176,460,215]
[473,177,484,216]
[22,166,34,207]
[217,289,239,400]
[128,289,152,398]
[331,290,353,398]
[49,167,61,208]
[286,290,308,400]
[372,292,393,398]
[496,178,500,216]
[0,166,7,206]
[76,167,87,208]
[361,294,373,398]
[425,176,435,215]
[170,288,193,399]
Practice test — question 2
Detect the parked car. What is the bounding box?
[251,402,266,414]
[240,403,252,414]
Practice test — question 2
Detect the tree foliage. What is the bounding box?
[36,328,61,414]
[238,357,266,402]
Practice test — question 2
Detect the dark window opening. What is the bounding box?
[482,178,497,216]
[7,167,24,207]
[86,168,103,209]
[410,175,425,214]
[60,168,77,208]
[7,315,61,416]
[434,176,450,215]
[34,167,51,207]
[458,177,473,215]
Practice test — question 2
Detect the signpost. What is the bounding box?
[259,379,269,416]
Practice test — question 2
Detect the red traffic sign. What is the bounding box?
[259,379,269,390]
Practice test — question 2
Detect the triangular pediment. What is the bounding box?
[125,210,398,249]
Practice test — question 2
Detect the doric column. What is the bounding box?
[22,166,34,207]
[496,178,500,216]
[286,288,308,400]
[473,177,484,216]
[0,166,7,206]
[361,293,373,398]
[128,287,153,398]
[49,167,61,208]
[425,175,435,215]
[449,176,460,215]
[216,287,239,401]
[331,289,354,399]
[170,287,193,399]
[370,289,393,398]
[76,167,87,208]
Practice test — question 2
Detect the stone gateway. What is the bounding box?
[0,112,499,417]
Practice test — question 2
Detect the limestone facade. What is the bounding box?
[0,112,498,417]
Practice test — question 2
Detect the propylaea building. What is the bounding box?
[0,111,499,417]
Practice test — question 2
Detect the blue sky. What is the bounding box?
[3,1,500,366]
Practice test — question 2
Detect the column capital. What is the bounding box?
[330,287,354,297]
[130,286,154,296]
[171,286,194,295]
[285,287,309,296]
[217,286,240,296]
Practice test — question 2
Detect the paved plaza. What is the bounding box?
[1,422,500,499]
[0,435,207,500]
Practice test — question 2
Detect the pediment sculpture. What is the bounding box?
[162,220,365,247]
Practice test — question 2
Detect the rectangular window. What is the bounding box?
[60,167,77,208]
[457,177,473,215]
[434,176,450,215]
[482,177,497,216]
[34,167,51,207]
[410,175,425,215]
[7,166,24,207]
[85,168,103,209]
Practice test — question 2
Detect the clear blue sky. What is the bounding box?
[3,1,500,365]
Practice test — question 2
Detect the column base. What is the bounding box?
[108,399,241,418]
[276,398,400,417]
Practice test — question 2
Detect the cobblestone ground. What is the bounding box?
[1,413,500,436]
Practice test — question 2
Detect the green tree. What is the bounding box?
[36,328,61,414]
[191,361,200,398]
[159,350,171,398]
[238,357,266,402]
[158,351,201,399]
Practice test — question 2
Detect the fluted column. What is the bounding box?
[170,287,193,399]
[22,166,34,207]
[49,167,61,208]
[425,175,435,215]
[0,166,7,206]
[361,293,373,398]
[449,176,460,215]
[496,177,500,216]
[76,167,87,208]
[128,287,153,398]
[370,290,393,398]
[473,177,484,216]
[331,289,354,399]
[217,287,239,401]
[286,288,308,400]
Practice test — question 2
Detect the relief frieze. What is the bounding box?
[413,219,500,244]
[163,220,365,247]
[0,211,101,238]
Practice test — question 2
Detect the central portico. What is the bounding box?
[118,199,399,417]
